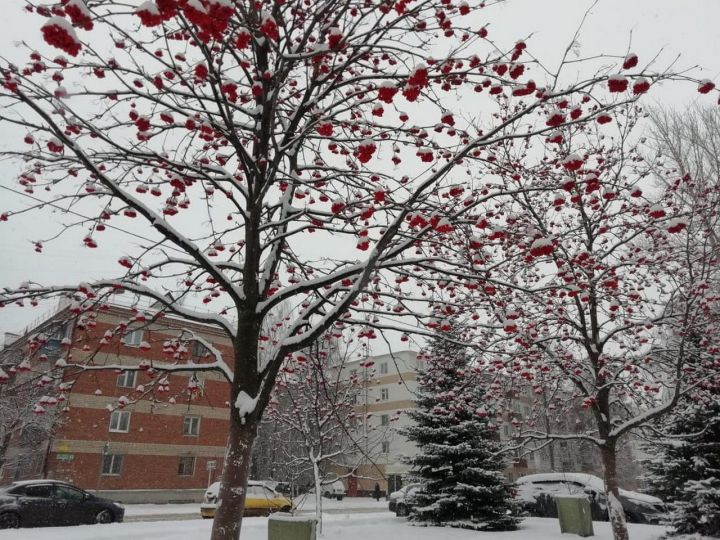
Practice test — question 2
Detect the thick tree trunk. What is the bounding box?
[210,411,259,540]
[601,441,629,540]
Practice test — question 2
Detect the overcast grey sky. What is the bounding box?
[1,0,718,341]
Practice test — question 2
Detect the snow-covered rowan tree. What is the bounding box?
[403,329,519,531]
[428,103,720,540]
[265,333,384,533]
[250,417,311,491]
[0,1,713,538]
[0,379,61,477]
[0,333,66,477]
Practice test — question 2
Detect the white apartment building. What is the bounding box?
[339,349,629,494]
[338,350,422,495]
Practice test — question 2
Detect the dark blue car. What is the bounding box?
[0,479,124,529]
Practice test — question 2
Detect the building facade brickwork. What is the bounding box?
[0,302,233,500]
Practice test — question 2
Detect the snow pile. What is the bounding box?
[235,390,258,423]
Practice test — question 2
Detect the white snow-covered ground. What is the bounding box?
[293,495,388,512]
[125,503,203,517]
[123,496,386,517]
[0,512,670,540]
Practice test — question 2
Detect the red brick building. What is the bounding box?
[0,301,234,502]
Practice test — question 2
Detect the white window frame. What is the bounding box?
[116,370,137,389]
[381,441,390,454]
[380,388,389,401]
[183,415,200,437]
[177,456,196,476]
[122,328,144,347]
[380,414,389,426]
[101,454,123,476]
[379,362,388,375]
[109,410,131,433]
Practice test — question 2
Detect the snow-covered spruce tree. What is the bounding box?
[644,336,720,538]
[645,398,720,536]
[402,332,519,531]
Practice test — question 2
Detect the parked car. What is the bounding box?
[514,473,666,524]
[309,479,346,501]
[200,480,293,518]
[0,479,125,529]
[322,480,346,501]
[388,483,420,513]
[393,484,421,517]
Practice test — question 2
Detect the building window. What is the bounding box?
[178,456,196,476]
[109,410,131,433]
[380,388,389,401]
[47,322,70,341]
[380,414,389,426]
[122,328,144,347]
[191,341,209,358]
[116,370,137,389]
[381,441,390,454]
[183,415,200,437]
[350,369,357,378]
[101,454,123,476]
[380,363,388,375]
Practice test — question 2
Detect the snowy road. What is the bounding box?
[0,513,669,540]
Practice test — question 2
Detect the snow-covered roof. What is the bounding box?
[205,480,277,497]
[515,473,662,504]
[516,472,604,490]
[10,479,73,486]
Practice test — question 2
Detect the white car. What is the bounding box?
[310,479,346,500]
[391,484,421,517]
[322,480,346,501]
[388,483,420,514]
[514,473,665,524]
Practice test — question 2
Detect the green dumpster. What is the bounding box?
[268,513,317,540]
[554,496,594,537]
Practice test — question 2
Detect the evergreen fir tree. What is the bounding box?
[402,333,519,531]
[645,395,720,536]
